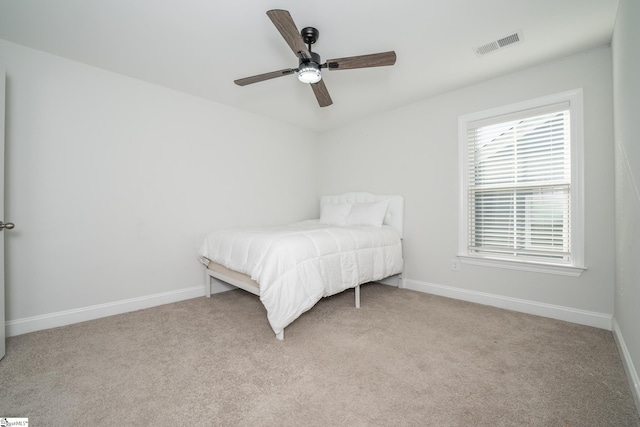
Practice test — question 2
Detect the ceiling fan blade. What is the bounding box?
[326,51,397,70]
[266,9,311,59]
[310,80,333,107]
[234,69,296,86]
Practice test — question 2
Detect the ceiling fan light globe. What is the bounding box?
[298,67,322,84]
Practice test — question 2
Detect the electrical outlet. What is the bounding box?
[451,258,460,271]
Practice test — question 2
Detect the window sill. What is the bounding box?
[458,255,586,277]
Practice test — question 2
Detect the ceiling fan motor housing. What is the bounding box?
[298,51,322,84]
[300,51,322,67]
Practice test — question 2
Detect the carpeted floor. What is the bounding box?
[1,284,639,426]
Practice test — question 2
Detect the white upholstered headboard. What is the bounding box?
[320,192,404,238]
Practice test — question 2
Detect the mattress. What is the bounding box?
[199,220,403,336]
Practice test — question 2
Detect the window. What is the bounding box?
[458,90,585,276]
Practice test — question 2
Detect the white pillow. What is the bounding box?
[319,203,351,226]
[347,200,390,227]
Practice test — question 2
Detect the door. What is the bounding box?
[1,68,6,360]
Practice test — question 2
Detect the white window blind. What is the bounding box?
[466,104,572,263]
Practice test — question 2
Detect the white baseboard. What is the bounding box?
[5,277,613,337]
[375,273,403,287]
[403,279,612,330]
[6,285,213,337]
[612,318,640,417]
[4,274,403,338]
[208,275,239,294]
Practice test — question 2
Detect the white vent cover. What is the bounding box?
[474,30,524,56]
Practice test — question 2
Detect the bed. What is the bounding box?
[198,192,404,340]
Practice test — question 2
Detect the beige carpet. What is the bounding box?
[1,284,639,426]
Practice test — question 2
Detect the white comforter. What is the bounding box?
[198,220,403,336]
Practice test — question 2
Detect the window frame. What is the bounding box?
[457,89,586,277]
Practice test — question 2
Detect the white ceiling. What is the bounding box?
[0,0,620,132]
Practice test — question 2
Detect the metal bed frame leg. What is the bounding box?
[205,269,363,339]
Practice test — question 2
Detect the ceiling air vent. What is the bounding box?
[474,30,523,57]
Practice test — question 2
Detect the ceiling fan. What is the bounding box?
[234,9,397,107]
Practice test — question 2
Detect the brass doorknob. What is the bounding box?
[0,221,15,230]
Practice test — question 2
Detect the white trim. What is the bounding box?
[208,276,238,294]
[375,273,403,287]
[612,318,640,417]
[5,285,208,337]
[403,278,612,330]
[458,255,585,277]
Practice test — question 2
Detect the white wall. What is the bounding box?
[319,47,615,321]
[612,0,640,409]
[1,40,319,324]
